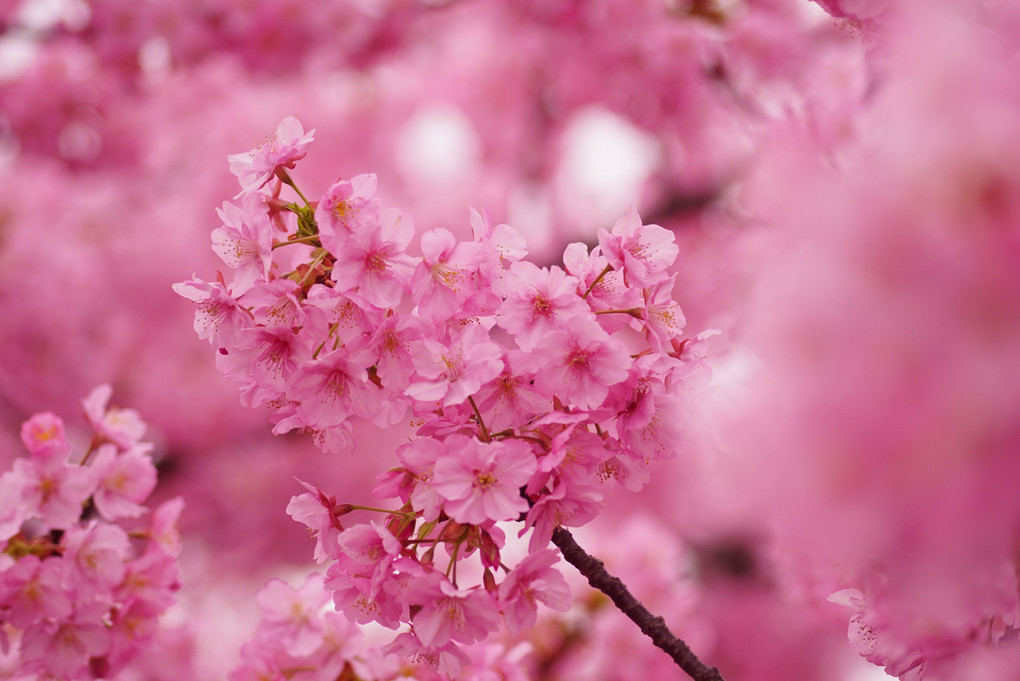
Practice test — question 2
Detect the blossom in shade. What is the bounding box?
[83,383,147,450]
[405,571,501,647]
[12,456,95,531]
[523,479,602,552]
[19,603,112,679]
[0,471,25,541]
[147,497,184,557]
[90,444,158,521]
[254,573,331,657]
[498,548,572,634]
[383,631,470,679]
[61,522,131,598]
[19,412,69,462]
[0,555,72,629]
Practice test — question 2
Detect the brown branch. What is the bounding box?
[551,527,725,681]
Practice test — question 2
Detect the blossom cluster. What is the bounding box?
[229,571,532,681]
[0,386,183,680]
[176,117,712,676]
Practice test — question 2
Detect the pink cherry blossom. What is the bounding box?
[83,383,147,450]
[89,444,158,521]
[523,479,602,552]
[325,549,412,630]
[597,207,679,289]
[333,521,404,592]
[286,478,347,563]
[314,173,380,252]
[641,276,687,353]
[227,115,315,196]
[19,412,69,462]
[210,196,274,294]
[405,324,503,408]
[172,276,253,349]
[433,437,537,525]
[367,312,432,394]
[254,573,331,657]
[498,548,572,634]
[147,496,184,558]
[405,571,501,647]
[330,207,417,309]
[389,438,447,522]
[12,456,95,531]
[241,278,306,329]
[497,261,592,351]
[61,521,131,598]
[470,208,527,297]
[473,350,551,432]
[19,603,112,678]
[411,227,487,323]
[286,345,380,430]
[383,631,470,679]
[532,319,631,411]
[0,555,72,630]
[562,241,641,334]
[115,549,179,612]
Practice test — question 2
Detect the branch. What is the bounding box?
[551,527,725,681]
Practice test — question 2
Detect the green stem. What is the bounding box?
[277,168,312,207]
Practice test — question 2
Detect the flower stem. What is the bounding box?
[298,249,329,288]
[349,504,413,516]
[551,527,725,681]
[277,168,312,207]
[467,396,491,442]
[594,307,644,318]
[581,265,613,300]
[273,233,321,250]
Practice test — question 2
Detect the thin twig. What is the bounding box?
[551,526,725,681]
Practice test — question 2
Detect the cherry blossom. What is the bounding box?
[228,115,315,196]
